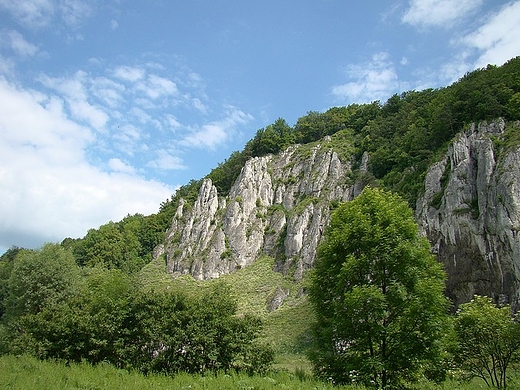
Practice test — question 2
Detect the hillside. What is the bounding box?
[2,56,520,373]
[153,58,520,307]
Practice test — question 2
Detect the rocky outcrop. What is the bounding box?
[163,118,520,310]
[417,119,520,309]
[163,139,353,280]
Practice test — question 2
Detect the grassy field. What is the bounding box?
[139,254,314,370]
[2,354,519,389]
[0,354,357,390]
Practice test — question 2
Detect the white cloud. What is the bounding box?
[90,76,125,108]
[402,0,483,28]
[3,30,39,57]
[165,114,181,130]
[331,52,401,104]
[180,106,253,149]
[0,0,93,30]
[112,124,145,155]
[113,65,145,82]
[147,149,186,171]
[0,76,174,250]
[0,0,54,29]
[438,1,520,84]
[461,1,520,68]
[110,19,119,30]
[182,123,228,150]
[39,71,110,129]
[108,157,135,174]
[191,97,209,113]
[59,0,92,28]
[138,74,178,99]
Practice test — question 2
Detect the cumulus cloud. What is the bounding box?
[0,76,174,250]
[180,106,253,149]
[461,1,520,68]
[331,52,402,104]
[402,0,483,28]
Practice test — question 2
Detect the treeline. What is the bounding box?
[207,57,520,204]
[57,56,520,277]
[0,244,273,375]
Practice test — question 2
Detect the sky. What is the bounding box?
[1,0,519,254]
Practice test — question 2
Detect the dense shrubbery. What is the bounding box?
[0,244,273,376]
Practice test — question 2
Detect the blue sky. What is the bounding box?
[1,0,519,253]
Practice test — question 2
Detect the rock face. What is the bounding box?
[163,139,353,280]
[163,119,520,310]
[416,119,520,309]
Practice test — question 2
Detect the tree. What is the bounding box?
[454,295,520,389]
[0,247,23,320]
[3,243,81,320]
[0,244,82,356]
[308,187,449,389]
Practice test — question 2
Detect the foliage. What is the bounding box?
[2,244,81,321]
[0,246,24,320]
[308,188,450,389]
[64,212,167,273]
[0,250,273,376]
[454,295,520,389]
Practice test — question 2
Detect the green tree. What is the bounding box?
[308,187,449,389]
[0,247,23,320]
[454,295,520,389]
[133,282,273,375]
[3,243,81,320]
[0,244,82,356]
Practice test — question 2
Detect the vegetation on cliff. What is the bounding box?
[2,57,520,388]
[57,57,520,276]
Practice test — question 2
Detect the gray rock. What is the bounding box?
[163,142,351,280]
[417,119,520,309]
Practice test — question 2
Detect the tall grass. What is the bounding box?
[0,355,357,390]
[2,355,519,389]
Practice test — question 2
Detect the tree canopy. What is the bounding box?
[308,187,449,388]
[454,296,520,389]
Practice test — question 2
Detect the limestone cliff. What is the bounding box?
[162,118,520,309]
[163,138,353,280]
[417,119,520,309]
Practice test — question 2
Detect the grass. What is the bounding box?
[136,254,520,389]
[3,355,520,390]
[0,354,357,390]
[139,254,314,370]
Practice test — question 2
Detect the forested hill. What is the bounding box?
[4,56,519,274]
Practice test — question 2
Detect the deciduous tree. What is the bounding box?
[454,295,520,389]
[309,187,449,389]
